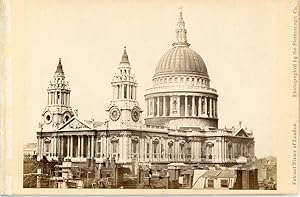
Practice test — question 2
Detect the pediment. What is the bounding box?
[234,128,249,137]
[59,117,91,130]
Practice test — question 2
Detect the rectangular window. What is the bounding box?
[132,143,137,154]
[153,143,158,154]
[124,85,127,99]
[147,143,149,154]
[112,142,118,153]
[45,143,50,152]
[207,179,214,188]
[221,180,228,188]
[97,142,101,153]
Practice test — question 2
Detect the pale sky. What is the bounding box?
[21,0,290,158]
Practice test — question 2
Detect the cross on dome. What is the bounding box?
[174,7,189,46]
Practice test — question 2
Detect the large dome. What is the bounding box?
[154,45,208,77]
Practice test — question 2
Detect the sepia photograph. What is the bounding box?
[0,0,298,195]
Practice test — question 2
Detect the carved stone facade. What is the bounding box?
[36,11,255,168]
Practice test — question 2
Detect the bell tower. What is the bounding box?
[41,58,74,132]
[107,47,142,128]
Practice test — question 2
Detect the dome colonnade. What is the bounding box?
[145,10,218,128]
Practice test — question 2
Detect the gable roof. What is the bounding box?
[58,116,92,131]
[201,170,236,179]
[234,128,250,137]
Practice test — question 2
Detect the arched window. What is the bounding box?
[132,138,139,154]
[168,141,174,159]
[206,142,214,161]
[111,138,119,153]
[180,142,185,159]
[153,138,159,158]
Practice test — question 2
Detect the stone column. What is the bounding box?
[81,136,84,158]
[87,136,91,158]
[77,136,80,157]
[120,85,123,99]
[61,93,63,105]
[219,138,222,162]
[209,98,213,117]
[53,137,56,157]
[158,139,161,161]
[144,138,147,162]
[212,99,215,117]
[128,137,131,161]
[53,91,56,104]
[146,99,149,117]
[150,138,153,161]
[123,135,127,161]
[170,96,174,116]
[225,140,229,160]
[103,136,107,158]
[176,96,180,116]
[65,93,67,105]
[185,96,188,116]
[65,93,68,105]
[197,141,200,160]
[49,138,53,157]
[204,97,207,117]
[60,137,64,157]
[157,97,160,116]
[91,135,94,158]
[132,86,135,100]
[70,136,73,158]
[214,99,217,117]
[100,137,103,158]
[140,138,143,162]
[168,96,171,116]
[215,99,218,117]
[67,136,70,157]
[194,141,197,161]
[149,98,152,117]
[128,85,131,99]
[198,97,201,116]
[67,93,69,105]
[163,96,166,116]
[207,97,210,117]
[126,84,129,99]
[212,143,215,162]
[192,96,195,116]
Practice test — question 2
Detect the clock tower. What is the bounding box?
[41,58,74,132]
[107,47,142,128]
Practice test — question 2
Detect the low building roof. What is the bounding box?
[201,170,236,179]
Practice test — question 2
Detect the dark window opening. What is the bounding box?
[124,85,127,99]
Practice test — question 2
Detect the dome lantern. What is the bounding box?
[173,8,190,47]
[153,10,209,78]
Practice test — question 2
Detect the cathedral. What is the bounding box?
[36,11,255,170]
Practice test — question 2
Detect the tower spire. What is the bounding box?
[120,46,130,64]
[173,8,190,46]
[55,58,64,73]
